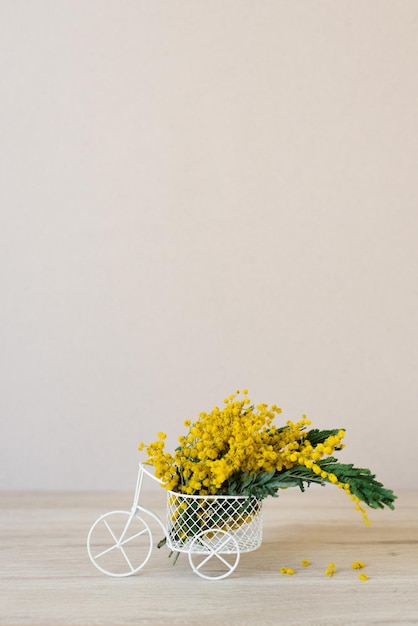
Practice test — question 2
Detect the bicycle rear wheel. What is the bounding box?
[188,529,240,580]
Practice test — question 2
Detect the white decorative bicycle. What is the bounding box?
[87,463,263,580]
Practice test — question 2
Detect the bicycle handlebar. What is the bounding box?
[139,462,166,485]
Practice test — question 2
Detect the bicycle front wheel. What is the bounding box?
[87,510,153,577]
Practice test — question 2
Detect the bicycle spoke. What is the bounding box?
[94,543,119,560]
[119,527,150,547]
[103,518,119,543]
[194,552,215,571]
[119,545,135,572]
[211,552,235,570]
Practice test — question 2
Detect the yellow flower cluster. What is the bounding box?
[325,562,336,577]
[139,390,350,500]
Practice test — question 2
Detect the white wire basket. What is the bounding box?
[166,491,263,554]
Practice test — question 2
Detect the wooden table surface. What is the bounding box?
[1,487,417,626]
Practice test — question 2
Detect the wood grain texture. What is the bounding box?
[1,488,417,626]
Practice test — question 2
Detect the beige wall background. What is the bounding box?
[1,1,417,492]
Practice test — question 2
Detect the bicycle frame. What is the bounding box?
[124,463,167,541]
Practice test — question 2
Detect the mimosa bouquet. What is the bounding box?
[139,390,396,524]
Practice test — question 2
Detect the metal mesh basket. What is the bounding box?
[166,491,262,553]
